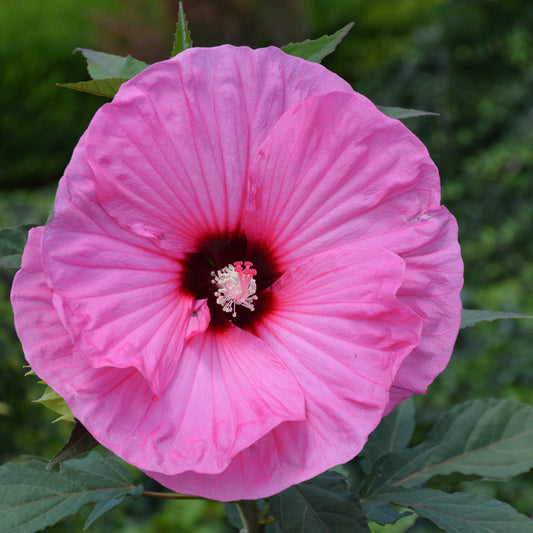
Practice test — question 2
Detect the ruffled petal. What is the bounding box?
[43,134,197,396]
[139,326,305,474]
[245,90,443,268]
[387,209,463,411]
[12,228,305,476]
[147,245,422,500]
[87,45,352,251]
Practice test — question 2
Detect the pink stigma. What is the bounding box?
[211,261,258,317]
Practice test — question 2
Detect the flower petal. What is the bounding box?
[42,134,196,396]
[245,90,443,268]
[12,228,305,476]
[387,209,463,411]
[87,45,352,251]
[140,326,306,474]
[147,245,422,500]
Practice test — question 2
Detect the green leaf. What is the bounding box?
[359,443,441,498]
[0,451,143,533]
[0,224,34,269]
[33,384,74,423]
[269,471,370,533]
[377,106,439,119]
[57,78,128,98]
[47,420,99,469]
[171,1,193,57]
[396,399,533,487]
[75,48,148,80]
[361,501,411,526]
[461,308,533,328]
[359,397,415,472]
[372,487,533,533]
[281,23,354,63]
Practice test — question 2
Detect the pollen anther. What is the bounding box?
[211,261,258,318]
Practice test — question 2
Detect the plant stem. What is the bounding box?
[236,500,266,533]
[142,490,205,500]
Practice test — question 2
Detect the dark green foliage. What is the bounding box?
[270,471,370,533]
[0,0,125,187]
[0,451,143,532]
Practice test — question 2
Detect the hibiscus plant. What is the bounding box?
[2,4,533,533]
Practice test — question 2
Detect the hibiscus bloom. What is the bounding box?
[11,45,463,501]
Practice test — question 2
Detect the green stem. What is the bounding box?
[142,490,205,500]
[236,500,266,533]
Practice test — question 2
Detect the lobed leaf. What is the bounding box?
[0,224,34,269]
[75,48,148,80]
[281,23,354,63]
[269,471,370,533]
[396,399,533,487]
[57,78,128,98]
[359,397,415,473]
[171,1,193,57]
[461,308,533,328]
[0,451,143,533]
[377,106,439,119]
[372,487,533,533]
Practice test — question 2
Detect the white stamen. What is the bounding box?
[211,261,258,318]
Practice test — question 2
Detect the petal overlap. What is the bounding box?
[88,46,352,252]
[42,134,193,396]
[245,90,442,268]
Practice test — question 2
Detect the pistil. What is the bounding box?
[211,261,258,317]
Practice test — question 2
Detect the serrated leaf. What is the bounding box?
[34,384,74,423]
[281,23,354,63]
[372,487,533,533]
[395,399,533,487]
[377,106,439,119]
[361,501,411,526]
[75,48,148,80]
[171,2,193,57]
[461,308,533,328]
[270,471,370,533]
[57,78,128,98]
[359,443,441,498]
[359,398,415,472]
[0,224,34,269]
[0,451,143,533]
[48,420,98,469]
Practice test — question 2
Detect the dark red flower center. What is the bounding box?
[181,233,279,331]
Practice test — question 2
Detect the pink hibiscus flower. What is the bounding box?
[11,45,463,501]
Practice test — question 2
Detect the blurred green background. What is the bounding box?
[1,0,532,531]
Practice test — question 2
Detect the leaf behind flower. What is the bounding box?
[281,23,354,63]
[461,308,533,328]
[47,420,99,469]
[378,106,439,119]
[75,48,148,80]
[57,78,129,98]
[171,2,193,57]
